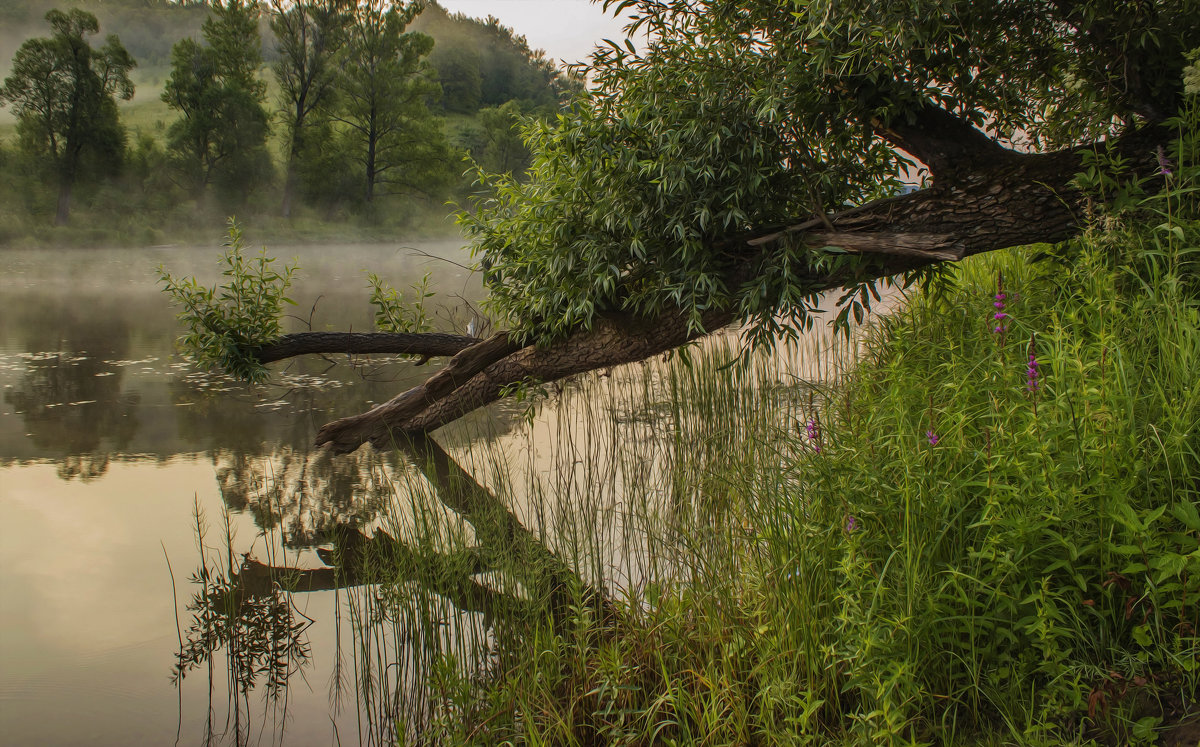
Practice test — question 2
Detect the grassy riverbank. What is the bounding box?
[366,152,1200,744]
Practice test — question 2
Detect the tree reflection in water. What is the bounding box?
[174,435,611,745]
[5,350,140,481]
[213,446,399,548]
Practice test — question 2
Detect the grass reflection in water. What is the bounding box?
[167,324,836,745]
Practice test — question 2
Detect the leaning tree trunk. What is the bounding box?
[234,109,1168,455]
[307,120,1166,454]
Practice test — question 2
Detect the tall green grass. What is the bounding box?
[174,200,1200,744]
[356,133,1200,745]
[176,120,1200,745]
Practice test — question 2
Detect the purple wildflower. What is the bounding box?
[806,418,821,453]
[926,430,939,446]
[1157,145,1173,177]
[846,515,858,532]
[993,290,1007,335]
[1026,336,1041,395]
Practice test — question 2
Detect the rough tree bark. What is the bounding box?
[244,107,1169,455]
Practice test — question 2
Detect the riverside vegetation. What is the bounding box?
[400,125,1200,746]
[168,114,1200,744]
[143,1,1198,742]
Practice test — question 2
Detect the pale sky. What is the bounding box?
[436,0,635,67]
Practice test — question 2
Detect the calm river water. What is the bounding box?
[0,239,493,745]
[0,238,852,746]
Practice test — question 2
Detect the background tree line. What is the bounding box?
[0,0,580,244]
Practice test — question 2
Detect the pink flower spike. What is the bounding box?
[1157,145,1173,177]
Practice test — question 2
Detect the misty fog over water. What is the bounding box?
[0,240,489,745]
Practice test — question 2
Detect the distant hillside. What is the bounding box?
[1,0,577,117]
[414,1,581,114]
[0,0,208,77]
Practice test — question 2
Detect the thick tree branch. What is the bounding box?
[871,100,1023,181]
[302,123,1166,456]
[315,310,732,452]
[251,330,479,364]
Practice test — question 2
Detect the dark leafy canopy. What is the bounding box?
[162,0,272,204]
[333,0,450,203]
[463,0,1200,348]
[467,100,536,176]
[159,0,1197,456]
[0,9,135,224]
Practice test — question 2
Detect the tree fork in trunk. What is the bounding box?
[311,123,1166,454]
[214,106,1164,455]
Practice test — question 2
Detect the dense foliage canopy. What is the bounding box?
[154,0,1198,455]
[270,0,351,217]
[0,8,134,224]
[464,0,1199,347]
[162,0,273,205]
[332,0,448,203]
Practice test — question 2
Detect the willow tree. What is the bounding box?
[165,0,1199,453]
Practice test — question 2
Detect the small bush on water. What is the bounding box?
[401,121,1200,746]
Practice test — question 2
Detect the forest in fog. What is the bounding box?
[0,0,578,245]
